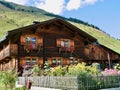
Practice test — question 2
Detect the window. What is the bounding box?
[57,39,74,52]
[61,40,70,48]
[26,58,37,66]
[26,58,31,65]
[57,59,61,65]
[70,58,78,65]
[52,58,56,65]
[26,37,31,44]
[52,58,62,66]
[32,58,37,65]
[25,37,37,49]
[74,59,78,64]
[70,59,73,64]
[26,37,36,44]
[32,37,36,44]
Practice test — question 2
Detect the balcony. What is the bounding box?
[0,44,18,61]
[19,44,43,56]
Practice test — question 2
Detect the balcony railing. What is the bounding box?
[19,44,43,56]
[0,44,18,61]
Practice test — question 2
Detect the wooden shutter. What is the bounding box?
[57,39,61,47]
[70,40,75,52]
[20,58,26,67]
[37,37,43,46]
[38,58,43,65]
[70,40,74,47]
[21,35,26,44]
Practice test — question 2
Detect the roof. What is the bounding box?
[0,18,97,43]
[100,44,120,55]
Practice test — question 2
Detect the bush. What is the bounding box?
[31,65,41,76]
[114,63,120,70]
[49,66,67,76]
[45,62,99,76]
[0,70,17,90]
[66,62,99,76]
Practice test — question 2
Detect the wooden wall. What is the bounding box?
[84,44,120,63]
[18,22,120,69]
[18,23,86,67]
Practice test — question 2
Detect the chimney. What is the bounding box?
[33,20,40,24]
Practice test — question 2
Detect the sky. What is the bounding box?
[4,0,120,39]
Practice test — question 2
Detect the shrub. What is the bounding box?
[43,61,51,75]
[31,65,41,76]
[0,70,17,90]
[49,66,67,76]
[114,63,120,70]
[45,62,99,76]
[66,62,99,76]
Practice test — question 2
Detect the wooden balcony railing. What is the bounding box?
[0,44,18,61]
[19,44,43,57]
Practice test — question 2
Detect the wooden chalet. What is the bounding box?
[0,18,120,74]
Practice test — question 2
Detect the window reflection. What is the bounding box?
[26,58,37,66]
[32,58,37,65]
[32,37,36,44]
[26,37,31,44]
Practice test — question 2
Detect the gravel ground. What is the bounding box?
[31,86,61,90]
[99,87,120,90]
[16,83,61,90]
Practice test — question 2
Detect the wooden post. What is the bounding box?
[107,53,111,69]
[9,40,11,45]
[42,34,47,68]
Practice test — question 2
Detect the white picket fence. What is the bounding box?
[18,76,78,90]
[18,76,120,90]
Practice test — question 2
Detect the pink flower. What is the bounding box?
[102,68,120,76]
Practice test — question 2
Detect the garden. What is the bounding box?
[1,62,120,90]
[19,62,120,90]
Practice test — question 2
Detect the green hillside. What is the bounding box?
[0,0,120,54]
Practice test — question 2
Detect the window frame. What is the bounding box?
[26,37,37,44]
[25,57,37,66]
[61,39,70,48]
[25,36,37,49]
[52,58,62,66]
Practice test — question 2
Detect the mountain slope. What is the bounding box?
[0,0,120,54]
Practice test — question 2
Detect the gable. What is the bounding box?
[2,18,97,42]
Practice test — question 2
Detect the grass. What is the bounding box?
[0,0,120,54]
[0,87,26,90]
[0,84,26,90]
[70,22,120,54]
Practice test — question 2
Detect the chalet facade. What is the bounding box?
[0,18,120,73]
